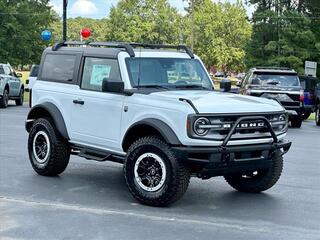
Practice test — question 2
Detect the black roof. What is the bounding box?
[45,46,123,58]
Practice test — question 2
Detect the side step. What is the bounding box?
[71,144,125,164]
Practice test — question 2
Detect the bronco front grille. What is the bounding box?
[188,113,287,141]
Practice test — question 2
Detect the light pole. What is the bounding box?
[63,0,68,41]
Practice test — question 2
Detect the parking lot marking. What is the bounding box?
[0,196,268,233]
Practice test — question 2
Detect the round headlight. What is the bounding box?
[193,117,210,136]
[279,114,287,122]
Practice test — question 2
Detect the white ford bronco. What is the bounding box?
[26,42,291,206]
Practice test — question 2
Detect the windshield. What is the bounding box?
[252,73,300,87]
[126,58,213,90]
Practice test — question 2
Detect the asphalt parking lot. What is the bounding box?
[0,103,320,240]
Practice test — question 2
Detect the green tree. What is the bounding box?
[105,0,182,44]
[0,0,55,66]
[246,0,320,75]
[50,17,108,42]
[184,0,251,71]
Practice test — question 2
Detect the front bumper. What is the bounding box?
[173,140,291,179]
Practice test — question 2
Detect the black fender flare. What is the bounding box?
[26,102,69,140]
[123,118,182,146]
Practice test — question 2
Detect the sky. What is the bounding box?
[50,0,255,19]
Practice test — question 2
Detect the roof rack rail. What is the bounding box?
[130,43,194,58]
[88,42,135,57]
[51,41,194,58]
[52,41,86,51]
[254,66,292,70]
[52,41,135,57]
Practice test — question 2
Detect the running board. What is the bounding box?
[71,144,125,164]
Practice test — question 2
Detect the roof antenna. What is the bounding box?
[137,46,142,89]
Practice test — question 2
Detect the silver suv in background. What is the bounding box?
[0,63,24,108]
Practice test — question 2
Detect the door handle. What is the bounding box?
[73,99,84,105]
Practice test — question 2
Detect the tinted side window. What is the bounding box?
[81,58,121,91]
[41,54,76,82]
[0,66,4,74]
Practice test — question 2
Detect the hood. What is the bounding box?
[149,90,284,114]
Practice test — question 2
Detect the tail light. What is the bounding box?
[299,90,304,102]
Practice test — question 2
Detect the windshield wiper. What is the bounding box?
[175,84,209,90]
[265,80,280,85]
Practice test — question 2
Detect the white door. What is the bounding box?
[71,57,125,152]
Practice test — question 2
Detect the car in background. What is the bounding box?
[299,75,318,120]
[25,65,39,91]
[0,63,24,108]
[214,71,225,78]
[240,67,304,128]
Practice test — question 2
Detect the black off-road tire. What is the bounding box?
[291,116,302,128]
[224,155,283,193]
[15,88,24,106]
[28,118,70,176]
[124,136,190,207]
[316,104,320,126]
[0,89,9,108]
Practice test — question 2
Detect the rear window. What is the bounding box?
[41,54,76,82]
[252,72,300,87]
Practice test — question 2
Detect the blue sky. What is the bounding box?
[50,0,255,19]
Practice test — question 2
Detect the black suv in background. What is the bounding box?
[240,67,304,128]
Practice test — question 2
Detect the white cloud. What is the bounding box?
[50,0,63,15]
[70,0,98,16]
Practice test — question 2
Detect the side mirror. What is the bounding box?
[236,80,241,87]
[16,72,22,78]
[220,79,231,92]
[102,79,124,94]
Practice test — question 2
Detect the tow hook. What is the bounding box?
[219,146,230,163]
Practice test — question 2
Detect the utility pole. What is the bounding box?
[63,0,68,41]
[276,0,280,57]
[191,0,195,50]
